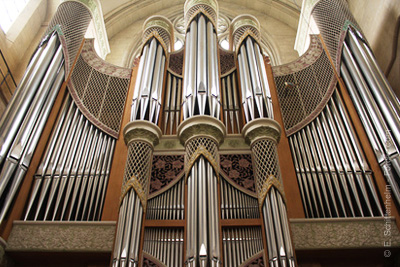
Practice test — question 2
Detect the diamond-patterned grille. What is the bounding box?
[295,67,322,115]
[82,69,108,118]
[312,0,360,69]
[143,27,171,50]
[46,1,91,75]
[185,137,218,164]
[71,55,130,136]
[99,77,130,132]
[233,26,260,49]
[275,74,305,130]
[312,50,335,96]
[123,141,153,197]
[168,50,184,75]
[220,48,236,75]
[252,139,282,196]
[71,56,92,98]
[185,4,217,28]
[274,50,336,132]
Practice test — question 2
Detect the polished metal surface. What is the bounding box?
[348,29,400,148]
[143,228,184,267]
[182,15,220,120]
[341,31,400,206]
[237,36,272,123]
[185,156,221,266]
[23,95,115,221]
[113,191,144,267]
[131,38,166,124]
[0,33,59,165]
[222,226,264,267]
[146,178,185,220]
[288,84,385,218]
[220,178,259,219]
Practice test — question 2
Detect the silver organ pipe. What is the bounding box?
[221,73,241,133]
[182,14,220,119]
[341,27,400,205]
[184,154,221,266]
[163,72,183,135]
[288,89,384,218]
[222,227,264,267]
[220,178,259,220]
[146,178,185,220]
[0,32,65,223]
[0,33,59,165]
[143,228,184,267]
[23,95,116,221]
[261,188,295,267]
[180,2,223,265]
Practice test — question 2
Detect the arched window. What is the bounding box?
[0,0,30,33]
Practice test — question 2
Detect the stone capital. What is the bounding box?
[123,121,162,147]
[177,115,226,146]
[184,0,219,30]
[242,118,281,146]
[142,15,174,53]
[230,14,261,51]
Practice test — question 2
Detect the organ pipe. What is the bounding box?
[341,26,400,205]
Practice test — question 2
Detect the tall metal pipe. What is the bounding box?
[0,33,59,165]
[347,29,400,147]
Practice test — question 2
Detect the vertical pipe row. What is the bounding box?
[163,73,182,135]
[182,15,220,120]
[186,155,221,266]
[131,39,166,124]
[0,32,59,165]
[23,96,115,221]
[288,89,383,218]
[220,178,259,219]
[143,228,184,267]
[112,191,143,267]
[222,226,263,267]
[262,188,295,267]
[237,36,272,123]
[146,178,185,220]
[341,28,400,205]
[221,73,241,133]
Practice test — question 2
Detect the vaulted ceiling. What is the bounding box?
[101,0,303,68]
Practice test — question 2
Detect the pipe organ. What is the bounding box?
[0,0,400,266]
